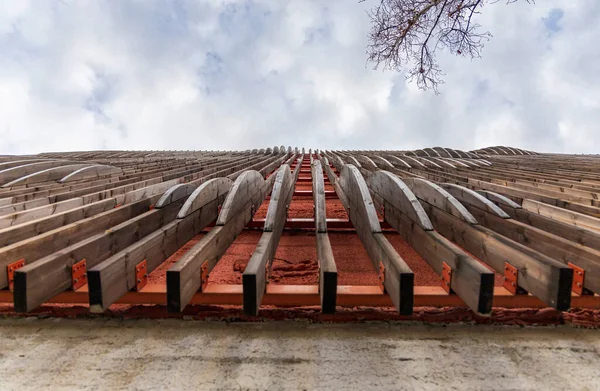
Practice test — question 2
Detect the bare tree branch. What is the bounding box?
[366,0,534,93]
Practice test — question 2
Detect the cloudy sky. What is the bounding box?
[0,1,598,154]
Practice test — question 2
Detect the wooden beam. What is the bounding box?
[243,165,295,315]
[167,170,274,312]
[422,202,572,310]
[88,178,231,311]
[339,165,414,314]
[368,171,494,315]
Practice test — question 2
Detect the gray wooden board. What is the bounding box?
[243,165,294,315]
[88,191,226,311]
[339,165,413,314]
[167,170,274,312]
[0,195,161,289]
[13,198,187,312]
[466,203,600,294]
[421,201,572,310]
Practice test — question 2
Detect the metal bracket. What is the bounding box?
[71,259,87,291]
[201,261,209,291]
[114,204,122,208]
[7,259,25,292]
[568,262,593,296]
[135,260,148,291]
[503,262,527,295]
[441,262,453,294]
[378,262,386,293]
[149,204,155,211]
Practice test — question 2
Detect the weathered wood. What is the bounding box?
[155,184,197,208]
[466,203,600,294]
[312,160,337,313]
[403,178,478,224]
[0,161,76,185]
[497,201,600,253]
[522,199,600,232]
[59,165,122,183]
[367,171,433,231]
[3,164,92,188]
[243,165,294,315]
[339,165,413,314]
[13,198,187,312]
[476,190,522,209]
[422,201,572,310]
[0,195,160,289]
[368,172,493,314]
[88,181,229,311]
[167,170,273,312]
[440,183,510,218]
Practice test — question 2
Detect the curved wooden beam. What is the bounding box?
[386,155,411,169]
[339,164,413,314]
[59,165,121,183]
[440,183,510,219]
[155,184,197,209]
[370,156,394,169]
[0,161,75,186]
[476,190,522,209]
[369,172,493,314]
[403,178,478,224]
[217,170,266,225]
[167,170,273,312]
[2,164,92,188]
[177,179,233,218]
[367,171,433,231]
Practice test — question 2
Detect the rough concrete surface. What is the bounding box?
[0,319,599,391]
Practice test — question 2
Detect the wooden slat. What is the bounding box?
[339,164,413,314]
[368,171,494,315]
[88,178,231,311]
[243,165,294,315]
[167,170,274,312]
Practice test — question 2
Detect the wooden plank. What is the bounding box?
[522,199,600,232]
[0,195,160,289]
[312,160,337,313]
[466,204,600,294]
[243,165,294,315]
[167,170,273,312]
[368,172,493,314]
[339,164,413,314]
[422,201,572,310]
[88,179,230,311]
[13,198,187,312]
[498,202,600,253]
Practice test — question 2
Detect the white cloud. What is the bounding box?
[0,0,599,154]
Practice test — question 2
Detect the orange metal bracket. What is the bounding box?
[135,260,148,291]
[114,204,122,208]
[7,259,25,292]
[503,262,527,295]
[149,204,155,211]
[568,262,592,296]
[71,259,87,291]
[378,262,386,293]
[441,262,453,294]
[200,261,209,291]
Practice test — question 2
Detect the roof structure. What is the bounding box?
[0,146,599,323]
